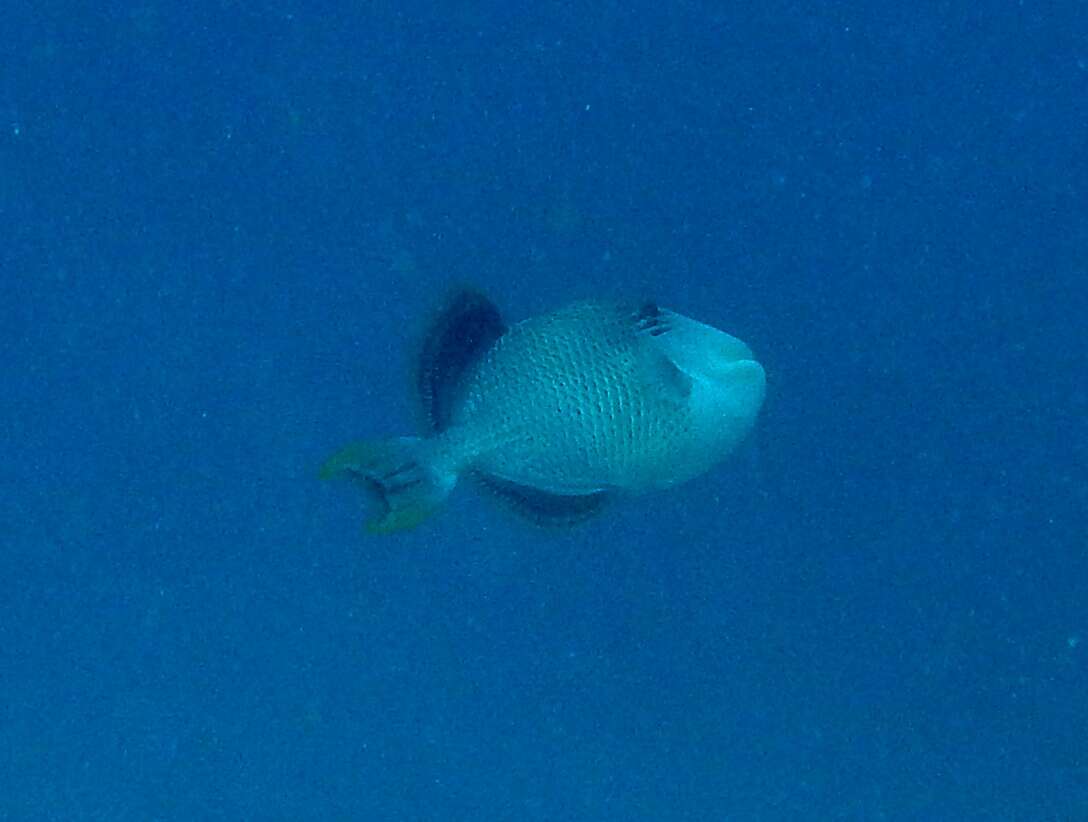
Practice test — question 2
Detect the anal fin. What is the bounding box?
[474,473,611,527]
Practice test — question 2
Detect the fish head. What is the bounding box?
[656,311,767,448]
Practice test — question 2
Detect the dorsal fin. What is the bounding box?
[417,289,506,432]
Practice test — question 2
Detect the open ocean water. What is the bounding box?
[1,2,1085,819]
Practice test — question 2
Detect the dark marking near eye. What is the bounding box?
[633,301,672,336]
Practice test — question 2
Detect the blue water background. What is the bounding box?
[2,2,1085,819]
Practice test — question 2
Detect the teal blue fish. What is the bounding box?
[322,290,766,534]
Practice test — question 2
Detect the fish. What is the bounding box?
[321,289,766,534]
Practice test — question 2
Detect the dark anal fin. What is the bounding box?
[418,289,506,432]
[474,473,611,527]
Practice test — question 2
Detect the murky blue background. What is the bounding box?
[2,2,1085,819]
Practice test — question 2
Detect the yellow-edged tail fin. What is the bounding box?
[320,437,456,535]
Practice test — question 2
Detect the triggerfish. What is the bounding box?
[322,290,766,534]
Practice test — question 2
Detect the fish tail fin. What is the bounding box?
[320,437,457,535]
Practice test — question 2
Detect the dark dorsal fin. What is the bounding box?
[474,473,612,527]
[417,289,506,432]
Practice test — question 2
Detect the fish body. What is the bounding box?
[322,291,765,534]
